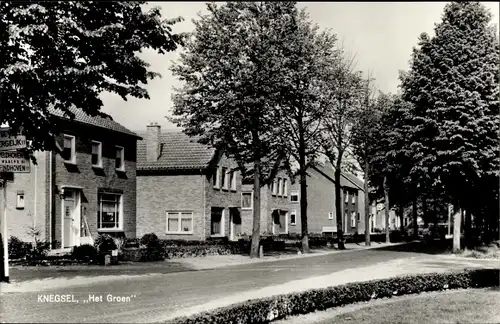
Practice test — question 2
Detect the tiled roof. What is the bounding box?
[48,106,140,138]
[137,131,216,171]
[311,163,364,191]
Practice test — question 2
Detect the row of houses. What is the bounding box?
[2,108,398,251]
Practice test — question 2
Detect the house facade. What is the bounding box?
[2,107,140,249]
[136,124,300,241]
[304,163,366,236]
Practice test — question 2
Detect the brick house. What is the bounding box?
[2,107,140,250]
[136,124,300,241]
[240,170,301,237]
[304,162,366,235]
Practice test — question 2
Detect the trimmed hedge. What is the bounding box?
[166,268,500,324]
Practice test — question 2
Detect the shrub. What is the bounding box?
[124,238,141,248]
[8,236,31,259]
[141,233,161,248]
[168,268,500,324]
[71,244,98,262]
[94,234,118,253]
[26,241,51,260]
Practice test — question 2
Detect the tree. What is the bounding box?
[351,77,390,246]
[276,9,340,253]
[321,51,364,250]
[400,1,499,251]
[1,1,182,154]
[170,2,303,258]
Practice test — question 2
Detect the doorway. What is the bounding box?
[62,189,81,248]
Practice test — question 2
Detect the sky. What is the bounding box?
[99,1,500,133]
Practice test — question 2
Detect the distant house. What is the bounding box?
[2,107,141,250]
[136,124,300,241]
[369,203,413,232]
[305,163,366,236]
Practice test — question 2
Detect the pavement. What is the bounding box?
[1,242,497,323]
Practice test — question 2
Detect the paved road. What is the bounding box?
[0,243,444,323]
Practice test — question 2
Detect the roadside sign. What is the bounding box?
[0,151,30,173]
[0,127,27,151]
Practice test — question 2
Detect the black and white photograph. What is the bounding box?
[0,1,499,323]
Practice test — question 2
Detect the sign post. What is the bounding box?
[0,127,28,283]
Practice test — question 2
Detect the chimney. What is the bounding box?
[146,122,161,162]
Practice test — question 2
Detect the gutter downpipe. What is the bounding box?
[201,169,206,241]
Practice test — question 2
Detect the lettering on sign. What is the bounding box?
[0,128,27,151]
[0,151,30,173]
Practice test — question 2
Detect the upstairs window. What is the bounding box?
[241,192,253,210]
[62,134,76,163]
[115,146,124,171]
[213,167,220,188]
[230,170,237,190]
[91,141,102,167]
[283,179,288,197]
[271,180,277,195]
[222,167,229,189]
[290,190,299,203]
[278,178,283,195]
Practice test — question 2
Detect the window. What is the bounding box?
[166,211,193,233]
[351,211,356,228]
[283,179,288,197]
[241,192,253,209]
[115,146,124,171]
[211,208,224,236]
[290,190,299,203]
[344,191,349,203]
[91,141,102,167]
[230,170,237,190]
[357,212,360,221]
[271,180,277,196]
[213,167,220,188]
[98,193,122,230]
[290,210,297,225]
[222,167,229,189]
[328,212,334,220]
[278,178,283,196]
[352,193,356,204]
[16,191,25,209]
[62,134,76,163]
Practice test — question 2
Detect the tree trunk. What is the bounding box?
[250,157,261,258]
[398,205,404,234]
[452,203,462,253]
[335,166,345,250]
[299,143,309,253]
[364,159,370,246]
[463,209,471,248]
[383,176,390,243]
[412,196,418,240]
[422,197,429,227]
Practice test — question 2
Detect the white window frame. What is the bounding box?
[62,134,76,164]
[278,178,283,196]
[352,193,356,204]
[115,145,125,171]
[290,210,297,225]
[16,191,25,209]
[213,167,221,189]
[328,212,334,220]
[230,170,237,191]
[222,167,229,190]
[241,192,253,210]
[351,211,356,228]
[97,193,123,230]
[91,140,102,168]
[271,180,277,196]
[344,191,349,203]
[211,208,225,237]
[283,179,288,197]
[290,190,299,203]
[166,211,194,234]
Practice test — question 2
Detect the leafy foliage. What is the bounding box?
[0,1,183,153]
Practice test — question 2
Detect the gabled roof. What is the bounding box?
[311,163,364,191]
[137,131,216,171]
[48,106,140,138]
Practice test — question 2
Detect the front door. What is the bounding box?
[272,210,288,235]
[63,190,80,248]
[229,208,242,240]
